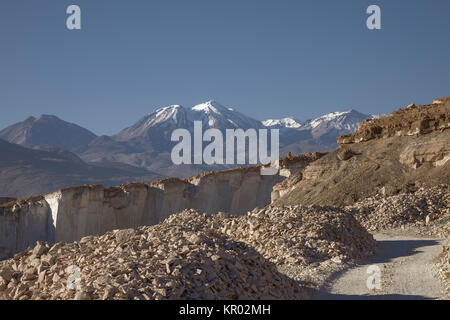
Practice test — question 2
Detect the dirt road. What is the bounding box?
[317,232,445,300]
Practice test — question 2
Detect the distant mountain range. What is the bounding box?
[0,139,162,198]
[0,115,97,150]
[0,100,374,196]
[263,108,370,156]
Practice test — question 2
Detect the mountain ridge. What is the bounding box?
[0,138,162,198]
[0,101,373,177]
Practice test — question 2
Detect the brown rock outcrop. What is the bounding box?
[338,101,449,145]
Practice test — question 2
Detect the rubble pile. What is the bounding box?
[0,214,310,300]
[346,185,450,232]
[0,203,380,300]
[216,206,377,266]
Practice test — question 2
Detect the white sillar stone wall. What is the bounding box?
[0,168,286,259]
[0,199,53,259]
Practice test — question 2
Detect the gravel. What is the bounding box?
[0,205,377,300]
[346,185,449,232]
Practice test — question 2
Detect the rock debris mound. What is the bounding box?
[0,204,378,300]
[346,185,450,232]
[0,213,307,300]
[214,205,377,266]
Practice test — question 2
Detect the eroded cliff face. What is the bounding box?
[0,154,322,259]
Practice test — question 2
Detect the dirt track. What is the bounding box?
[316,232,445,300]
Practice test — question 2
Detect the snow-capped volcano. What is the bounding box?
[113,100,265,152]
[114,100,263,143]
[114,102,370,152]
[114,105,189,140]
[189,101,264,130]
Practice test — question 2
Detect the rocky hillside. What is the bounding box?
[276,100,450,207]
[338,102,449,145]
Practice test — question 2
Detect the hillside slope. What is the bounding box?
[0,139,162,198]
[0,115,96,150]
[276,100,450,207]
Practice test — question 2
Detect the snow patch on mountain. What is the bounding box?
[262,118,302,129]
[302,109,370,132]
[114,100,264,142]
[189,101,264,130]
[262,110,370,133]
[145,105,184,127]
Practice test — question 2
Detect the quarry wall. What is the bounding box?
[1,165,298,259]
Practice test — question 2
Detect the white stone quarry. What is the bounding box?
[0,167,287,260]
[0,200,53,260]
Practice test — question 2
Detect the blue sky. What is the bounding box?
[0,0,449,135]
